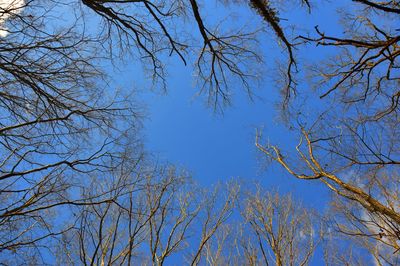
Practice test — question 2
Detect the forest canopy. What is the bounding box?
[0,0,399,265]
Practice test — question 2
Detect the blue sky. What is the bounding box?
[83,2,360,264]
[102,1,398,263]
[130,4,349,263]
[131,1,344,209]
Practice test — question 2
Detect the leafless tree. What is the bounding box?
[0,0,297,262]
[255,0,400,259]
[327,174,400,265]
[256,125,400,254]
[240,188,318,266]
[55,169,239,265]
[2,0,399,264]
[0,1,141,262]
[78,0,317,108]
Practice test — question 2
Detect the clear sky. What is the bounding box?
[129,4,347,263]
[76,1,356,264]
[132,0,343,209]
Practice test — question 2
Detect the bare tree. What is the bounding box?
[0,1,141,261]
[240,188,318,266]
[327,177,400,265]
[55,164,239,266]
[0,0,286,262]
[254,0,400,259]
[2,0,399,264]
[78,0,267,109]
[256,125,400,253]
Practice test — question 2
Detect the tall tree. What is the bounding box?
[0,0,141,260]
[256,0,400,257]
[1,0,399,263]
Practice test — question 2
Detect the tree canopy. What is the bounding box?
[0,0,399,264]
